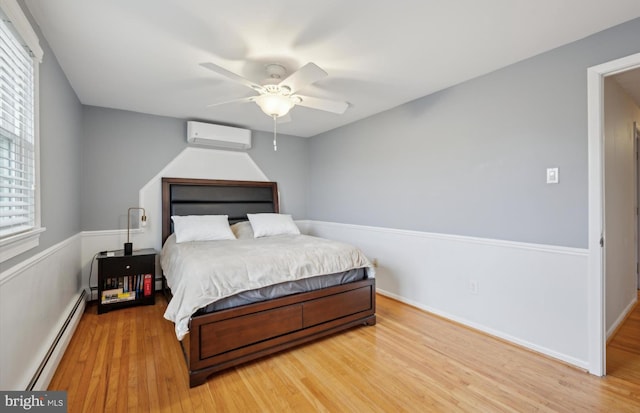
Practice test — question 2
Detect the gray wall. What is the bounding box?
[80,107,309,230]
[3,2,83,269]
[80,107,184,231]
[308,18,640,249]
[247,130,310,219]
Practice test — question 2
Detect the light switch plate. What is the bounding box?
[546,167,559,184]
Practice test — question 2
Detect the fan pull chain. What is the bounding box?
[273,115,278,151]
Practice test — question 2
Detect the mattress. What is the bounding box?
[161,233,374,340]
[194,268,367,314]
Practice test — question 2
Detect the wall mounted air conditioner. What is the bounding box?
[186,121,252,150]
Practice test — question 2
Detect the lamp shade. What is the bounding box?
[125,207,147,255]
[255,94,294,118]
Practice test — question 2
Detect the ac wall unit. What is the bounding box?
[186,121,252,150]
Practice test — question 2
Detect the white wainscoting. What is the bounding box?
[0,234,83,390]
[305,220,591,369]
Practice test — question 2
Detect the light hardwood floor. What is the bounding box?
[607,292,640,385]
[49,293,640,412]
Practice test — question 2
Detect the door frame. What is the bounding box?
[587,52,640,376]
[636,122,640,290]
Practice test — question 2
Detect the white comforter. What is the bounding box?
[161,234,374,340]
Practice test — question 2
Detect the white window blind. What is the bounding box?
[0,11,36,239]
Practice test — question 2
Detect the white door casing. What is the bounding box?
[587,52,640,377]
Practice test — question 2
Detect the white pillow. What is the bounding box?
[247,213,300,238]
[230,221,255,239]
[171,215,236,243]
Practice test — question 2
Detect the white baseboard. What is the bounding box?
[607,294,638,339]
[30,291,86,390]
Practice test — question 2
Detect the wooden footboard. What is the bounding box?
[183,278,376,387]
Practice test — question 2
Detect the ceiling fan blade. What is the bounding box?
[200,62,264,92]
[279,62,327,94]
[206,96,256,108]
[295,95,348,114]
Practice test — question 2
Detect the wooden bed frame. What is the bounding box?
[161,177,376,387]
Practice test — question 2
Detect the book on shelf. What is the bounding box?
[101,288,121,303]
[143,274,152,296]
[101,288,136,304]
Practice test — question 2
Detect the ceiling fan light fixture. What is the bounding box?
[279,85,292,96]
[255,94,295,118]
[202,61,348,121]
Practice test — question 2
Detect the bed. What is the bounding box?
[161,177,376,387]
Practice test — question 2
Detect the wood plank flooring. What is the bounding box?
[49,293,640,412]
[607,292,640,384]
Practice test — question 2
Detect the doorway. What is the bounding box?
[587,52,640,377]
[603,72,640,345]
[637,122,640,290]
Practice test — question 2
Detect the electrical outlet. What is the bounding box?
[469,280,479,295]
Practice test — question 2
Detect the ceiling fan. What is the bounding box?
[200,61,349,119]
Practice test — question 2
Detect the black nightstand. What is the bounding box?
[97,248,156,314]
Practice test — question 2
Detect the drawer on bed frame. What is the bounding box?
[302,286,373,327]
[195,283,374,361]
[200,304,303,359]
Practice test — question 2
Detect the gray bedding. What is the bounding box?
[194,268,367,315]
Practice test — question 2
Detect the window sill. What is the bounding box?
[0,227,46,263]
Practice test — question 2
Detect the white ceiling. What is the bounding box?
[25,0,640,137]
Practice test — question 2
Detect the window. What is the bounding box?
[0,0,43,262]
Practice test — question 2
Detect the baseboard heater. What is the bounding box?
[27,290,86,390]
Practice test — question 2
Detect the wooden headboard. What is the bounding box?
[161,178,279,245]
